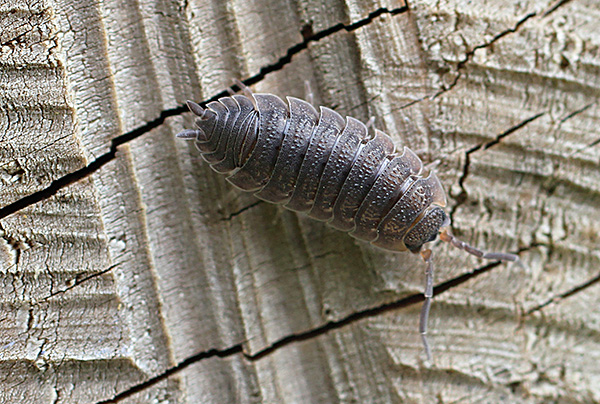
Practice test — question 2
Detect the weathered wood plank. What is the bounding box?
[1,0,598,402]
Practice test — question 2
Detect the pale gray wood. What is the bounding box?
[1,0,599,403]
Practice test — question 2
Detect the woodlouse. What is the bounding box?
[177,81,518,359]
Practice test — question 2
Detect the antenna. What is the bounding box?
[439,229,519,262]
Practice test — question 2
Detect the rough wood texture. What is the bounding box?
[1,0,599,402]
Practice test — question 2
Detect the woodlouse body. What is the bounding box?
[177,84,518,359]
[178,92,449,254]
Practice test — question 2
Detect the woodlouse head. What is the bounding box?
[403,206,450,253]
[400,168,449,253]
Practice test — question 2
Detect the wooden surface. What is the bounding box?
[1,0,599,402]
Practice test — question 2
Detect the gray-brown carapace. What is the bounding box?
[177,81,518,360]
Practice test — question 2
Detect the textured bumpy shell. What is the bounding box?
[184,93,449,253]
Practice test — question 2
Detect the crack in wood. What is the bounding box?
[542,0,574,17]
[0,8,52,49]
[95,344,244,404]
[583,137,600,152]
[458,12,537,71]
[0,6,408,221]
[240,6,409,88]
[430,0,576,103]
[449,112,545,230]
[564,101,599,157]
[0,104,186,220]
[430,9,544,100]
[41,264,118,301]
[51,387,61,404]
[483,112,545,151]
[95,243,533,403]
[220,200,263,221]
[559,102,595,125]
[526,271,600,315]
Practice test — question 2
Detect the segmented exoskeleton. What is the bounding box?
[177,81,518,359]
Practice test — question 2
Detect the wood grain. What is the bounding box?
[1,0,598,402]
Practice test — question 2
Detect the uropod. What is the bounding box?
[177,81,518,359]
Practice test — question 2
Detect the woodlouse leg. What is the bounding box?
[304,80,314,105]
[419,248,434,361]
[439,230,519,262]
[228,79,246,95]
[423,160,441,174]
[363,116,377,142]
[232,79,253,97]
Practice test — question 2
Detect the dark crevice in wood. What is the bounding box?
[51,387,61,404]
[564,101,599,157]
[95,344,244,404]
[458,13,537,72]
[243,245,531,364]
[584,137,600,151]
[431,243,528,295]
[542,0,574,17]
[245,290,425,362]
[526,271,600,315]
[42,264,119,301]
[0,8,52,49]
[0,105,186,220]
[559,102,595,125]
[220,200,263,221]
[434,0,575,101]
[0,6,408,221]
[96,243,534,403]
[239,5,409,89]
[482,112,544,150]
[449,112,545,231]
[431,10,538,100]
